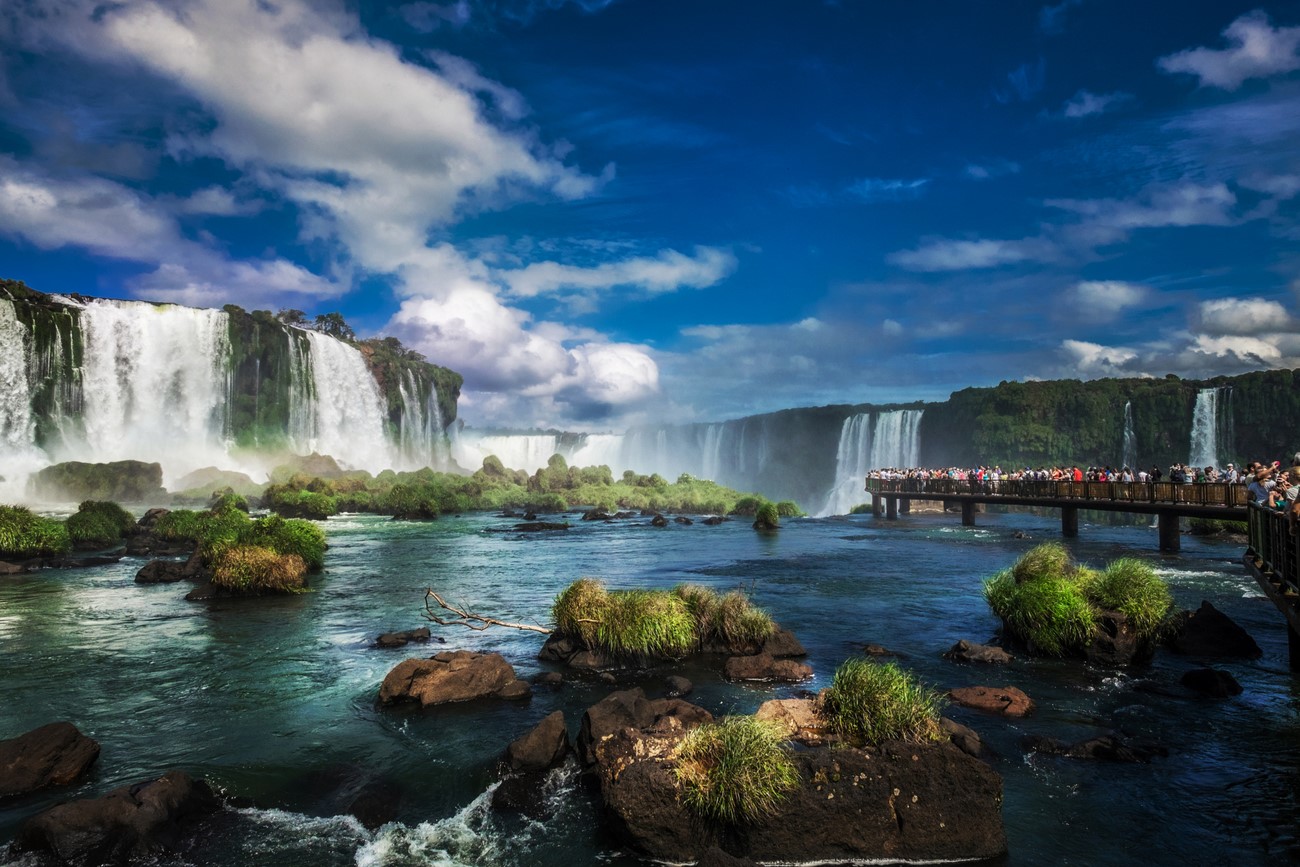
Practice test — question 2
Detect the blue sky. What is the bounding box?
[2,0,1300,429]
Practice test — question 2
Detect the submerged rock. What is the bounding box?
[664,675,693,698]
[10,770,219,865]
[1167,601,1262,659]
[722,653,812,683]
[1180,667,1243,698]
[375,627,432,648]
[134,559,190,584]
[378,650,531,707]
[1024,732,1167,763]
[0,722,100,798]
[944,639,1013,664]
[1085,610,1155,667]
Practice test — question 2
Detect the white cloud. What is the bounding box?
[1071,280,1147,319]
[399,2,471,33]
[844,177,929,201]
[888,237,1057,272]
[500,246,736,300]
[1198,297,1291,335]
[1158,11,1300,91]
[1047,181,1237,231]
[173,185,263,217]
[1061,339,1141,376]
[1063,89,1131,118]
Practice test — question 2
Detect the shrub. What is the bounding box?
[775,500,804,517]
[209,490,250,514]
[267,487,337,520]
[1010,541,1071,584]
[820,658,944,746]
[211,545,308,593]
[984,568,1096,656]
[730,496,763,516]
[674,716,798,824]
[65,501,134,548]
[553,578,608,648]
[237,515,327,571]
[152,509,207,543]
[753,501,780,530]
[1088,558,1173,640]
[0,505,71,559]
[380,484,438,520]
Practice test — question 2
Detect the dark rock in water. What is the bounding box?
[0,722,101,798]
[499,510,520,518]
[664,675,693,698]
[184,582,220,602]
[586,690,1006,864]
[945,639,1013,665]
[1024,732,1167,763]
[523,511,538,521]
[135,560,189,584]
[0,560,27,575]
[640,509,658,517]
[598,672,618,685]
[296,764,401,831]
[1012,530,1032,539]
[533,671,564,687]
[511,521,569,532]
[537,633,578,663]
[941,717,988,759]
[701,516,727,525]
[378,651,530,707]
[10,770,219,864]
[722,653,813,683]
[650,514,669,527]
[1181,667,1243,698]
[583,510,612,522]
[30,459,166,503]
[1167,601,1263,659]
[674,516,693,525]
[948,685,1034,717]
[760,627,807,658]
[577,689,713,769]
[36,554,125,570]
[697,847,759,867]
[863,643,900,657]
[505,711,570,773]
[614,511,636,519]
[375,627,432,648]
[1085,610,1154,667]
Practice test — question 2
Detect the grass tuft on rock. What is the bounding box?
[236,515,327,571]
[674,715,798,824]
[596,589,696,659]
[820,658,945,746]
[65,500,135,548]
[1010,541,1072,584]
[553,577,608,649]
[1089,558,1174,641]
[211,545,308,593]
[0,505,70,559]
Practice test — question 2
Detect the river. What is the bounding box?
[1,510,1296,865]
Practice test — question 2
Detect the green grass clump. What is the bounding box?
[1011,541,1072,583]
[775,501,804,517]
[0,505,70,559]
[211,545,308,593]
[152,509,207,543]
[674,716,799,824]
[1088,558,1174,641]
[266,487,337,520]
[65,501,135,548]
[236,515,327,571]
[595,590,696,659]
[753,501,780,530]
[671,583,775,648]
[553,577,608,648]
[820,658,945,746]
[984,568,1096,656]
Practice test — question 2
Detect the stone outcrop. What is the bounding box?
[505,711,570,773]
[378,650,531,707]
[722,653,812,683]
[944,640,1012,664]
[375,627,432,648]
[0,722,100,798]
[1085,610,1154,667]
[29,460,166,503]
[754,697,826,745]
[1024,732,1167,763]
[948,685,1034,717]
[540,623,807,677]
[1167,601,1262,659]
[9,770,219,864]
[134,560,190,584]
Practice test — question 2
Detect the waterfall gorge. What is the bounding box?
[1189,387,1233,470]
[1122,401,1136,471]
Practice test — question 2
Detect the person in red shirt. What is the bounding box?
[1072,466,1083,482]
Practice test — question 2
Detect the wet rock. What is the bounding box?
[582,510,612,522]
[1085,610,1154,667]
[10,770,219,864]
[570,649,619,671]
[1024,733,1167,763]
[534,671,564,687]
[650,514,669,527]
[697,847,759,867]
[944,640,1012,665]
[863,643,900,657]
[0,561,26,575]
[1167,601,1262,659]
[297,764,401,831]
[511,521,569,532]
[576,689,713,768]
[702,516,727,525]
[664,675,693,698]
[537,634,578,663]
[598,672,618,686]
[754,697,825,745]
[941,717,987,759]
[1180,667,1243,698]
[378,650,530,707]
[614,511,636,519]
[760,627,807,658]
[0,722,101,798]
[947,685,1034,717]
[375,627,432,648]
[674,516,693,525]
[722,653,813,683]
[134,560,189,584]
[183,582,219,602]
[505,711,570,773]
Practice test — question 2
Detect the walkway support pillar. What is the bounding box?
[1290,624,1300,672]
[1061,506,1078,538]
[871,496,883,518]
[886,497,898,520]
[899,498,911,514]
[1158,510,1181,552]
[961,501,976,527]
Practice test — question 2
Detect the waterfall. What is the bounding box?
[451,432,563,473]
[1189,387,1231,470]
[816,413,873,517]
[1122,401,1136,471]
[0,300,34,453]
[289,329,392,473]
[394,369,448,471]
[869,409,923,471]
[569,434,625,470]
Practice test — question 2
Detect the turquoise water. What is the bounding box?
[1,511,1297,865]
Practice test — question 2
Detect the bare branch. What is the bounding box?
[422,589,553,634]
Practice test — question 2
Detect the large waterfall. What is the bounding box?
[1122,401,1136,471]
[1189,387,1232,470]
[0,295,452,498]
[815,409,924,517]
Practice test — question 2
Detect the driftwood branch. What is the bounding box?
[422,589,553,634]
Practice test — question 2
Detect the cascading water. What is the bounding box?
[1189,387,1231,470]
[816,413,873,517]
[1122,401,1136,471]
[450,432,564,473]
[289,329,393,474]
[869,409,923,471]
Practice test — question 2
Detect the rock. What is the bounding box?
[505,711,569,772]
[30,459,166,502]
[533,671,564,687]
[944,640,1012,664]
[378,650,530,707]
[1168,601,1262,659]
[137,508,170,529]
[576,689,713,768]
[697,847,759,867]
[674,516,693,525]
[702,516,727,525]
[940,717,987,759]
[511,521,569,532]
[650,514,669,527]
[614,511,636,519]
[134,560,189,584]
[947,685,1034,717]
[754,697,825,745]
[537,633,578,663]
[523,512,537,521]
[1085,610,1153,667]
[0,722,101,798]
[664,675,693,698]
[591,720,1006,864]
[723,653,813,683]
[0,560,28,575]
[568,649,619,671]
[1024,733,1167,763]
[863,643,899,656]
[1180,667,1243,698]
[296,764,401,831]
[375,627,432,648]
[10,770,219,864]
[760,627,807,658]
[37,555,124,570]
[270,452,344,480]
[582,510,612,522]
[497,679,533,701]
[599,672,618,685]
[184,582,219,602]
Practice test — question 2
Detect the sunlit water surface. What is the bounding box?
[2,511,1297,866]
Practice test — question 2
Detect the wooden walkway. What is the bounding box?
[1245,505,1300,668]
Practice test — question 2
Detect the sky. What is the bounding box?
[2,0,1300,430]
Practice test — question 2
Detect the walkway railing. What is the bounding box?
[865,478,1249,508]
[1248,503,1300,596]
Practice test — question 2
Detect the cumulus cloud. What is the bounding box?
[1197,297,1291,335]
[1063,89,1131,118]
[1047,181,1237,231]
[1071,280,1147,320]
[1061,339,1142,376]
[500,246,736,301]
[888,237,1057,272]
[1158,11,1300,91]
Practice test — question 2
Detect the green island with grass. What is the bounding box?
[984,542,1174,658]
